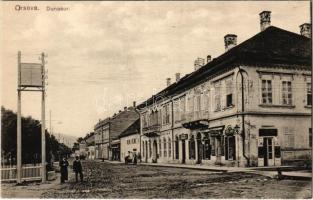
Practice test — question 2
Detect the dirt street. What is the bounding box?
[1,160,312,198]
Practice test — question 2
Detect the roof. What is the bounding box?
[119,119,140,138]
[138,26,311,109]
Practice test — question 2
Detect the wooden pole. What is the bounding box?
[17,51,22,184]
[41,52,46,182]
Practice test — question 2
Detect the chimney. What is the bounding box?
[260,11,271,31]
[133,101,136,108]
[166,78,171,86]
[300,23,311,38]
[224,34,237,51]
[194,57,205,71]
[175,73,181,82]
[207,55,211,63]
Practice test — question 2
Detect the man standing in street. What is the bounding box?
[73,156,83,182]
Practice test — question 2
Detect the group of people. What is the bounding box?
[124,151,138,165]
[59,156,84,184]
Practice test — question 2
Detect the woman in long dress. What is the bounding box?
[59,157,69,183]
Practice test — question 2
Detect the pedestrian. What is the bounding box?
[73,156,84,182]
[133,152,137,165]
[59,156,69,184]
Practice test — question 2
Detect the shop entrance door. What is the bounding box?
[145,141,148,162]
[196,133,202,164]
[152,140,158,163]
[182,140,186,164]
[263,137,273,166]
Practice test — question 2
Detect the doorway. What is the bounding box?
[182,140,186,164]
[145,141,148,162]
[196,133,202,164]
[152,140,158,163]
[263,137,273,166]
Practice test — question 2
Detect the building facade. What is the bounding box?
[138,11,311,167]
[94,106,139,161]
[94,118,110,160]
[119,119,140,162]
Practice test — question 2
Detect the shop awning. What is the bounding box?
[182,120,209,130]
[143,132,160,137]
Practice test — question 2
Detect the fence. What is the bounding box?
[1,164,42,182]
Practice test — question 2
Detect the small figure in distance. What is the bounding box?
[73,156,84,182]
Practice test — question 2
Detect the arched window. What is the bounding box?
[163,138,167,157]
[159,139,162,157]
[149,140,152,158]
[175,136,179,159]
[189,135,195,160]
[168,138,172,158]
[142,141,145,157]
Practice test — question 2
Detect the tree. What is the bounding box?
[1,106,72,165]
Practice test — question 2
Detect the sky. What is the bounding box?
[1,1,310,138]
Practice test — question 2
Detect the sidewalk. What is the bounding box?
[101,159,312,179]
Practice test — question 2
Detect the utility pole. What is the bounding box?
[17,51,22,184]
[50,110,52,135]
[41,52,46,182]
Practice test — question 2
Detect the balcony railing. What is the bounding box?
[143,124,161,133]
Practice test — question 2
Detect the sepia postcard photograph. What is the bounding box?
[1,0,312,199]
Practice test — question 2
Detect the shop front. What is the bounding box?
[257,128,281,166]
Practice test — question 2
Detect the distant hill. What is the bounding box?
[53,133,77,148]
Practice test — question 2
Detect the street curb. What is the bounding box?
[138,163,228,172]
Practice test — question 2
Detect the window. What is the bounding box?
[214,82,221,111]
[262,80,272,104]
[187,96,194,113]
[174,100,180,123]
[142,142,145,158]
[162,104,170,125]
[202,91,209,112]
[163,138,167,157]
[175,136,179,159]
[179,97,186,120]
[307,83,312,106]
[159,139,162,157]
[149,141,152,158]
[195,95,201,118]
[168,138,172,158]
[309,128,312,147]
[284,127,295,148]
[226,79,233,107]
[282,81,292,105]
[143,113,148,127]
[162,107,166,125]
[189,136,195,159]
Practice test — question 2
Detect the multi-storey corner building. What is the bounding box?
[137,11,311,167]
[94,106,139,161]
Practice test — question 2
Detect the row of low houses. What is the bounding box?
[80,11,312,168]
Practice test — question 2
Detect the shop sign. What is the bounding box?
[179,134,188,140]
[259,129,277,136]
[209,130,222,137]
